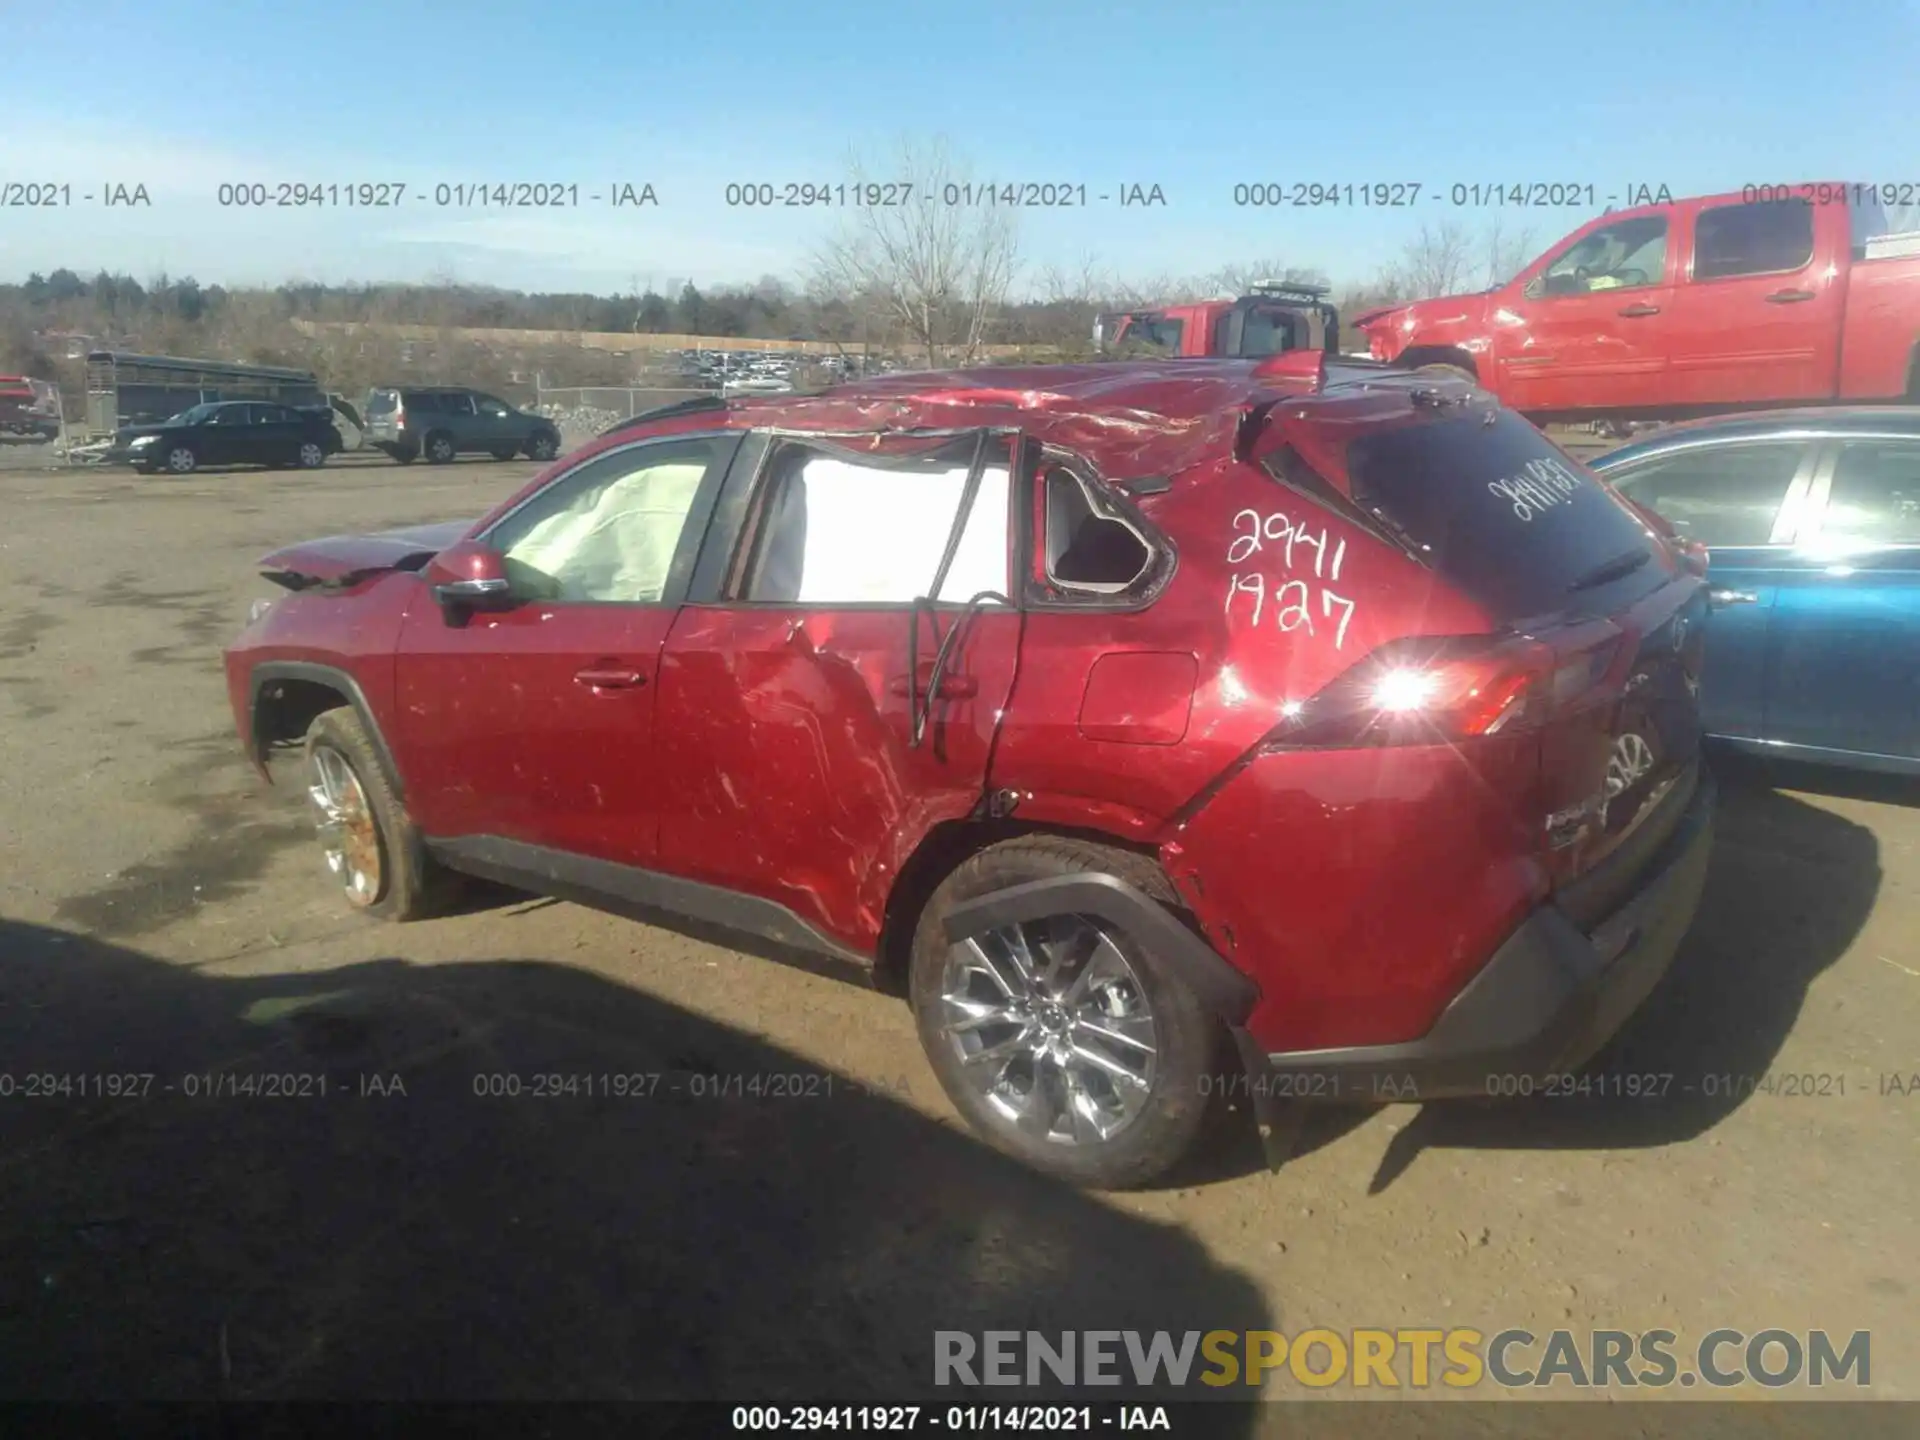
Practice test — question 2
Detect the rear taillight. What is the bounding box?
[1264,634,1559,750]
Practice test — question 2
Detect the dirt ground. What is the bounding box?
[0,444,1916,1422]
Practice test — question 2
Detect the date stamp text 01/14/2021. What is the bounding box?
[10,179,1714,211]
[0,1071,920,1101]
[1200,1069,1920,1103]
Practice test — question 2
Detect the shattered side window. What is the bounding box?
[743,449,1012,605]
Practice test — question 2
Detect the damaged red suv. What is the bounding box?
[224,355,1715,1188]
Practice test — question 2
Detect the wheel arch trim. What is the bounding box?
[248,660,407,799]
[939,872,1260,1026]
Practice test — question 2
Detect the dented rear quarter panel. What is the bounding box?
[988,430,1521,1053]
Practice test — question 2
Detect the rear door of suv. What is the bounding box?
[650,428,1024,952]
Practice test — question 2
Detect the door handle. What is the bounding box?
[1617,303,1661,317]
[1765,288,1815,304]
[888,672,979,700]
[573,665,646,689]
[1709,588,1759,607]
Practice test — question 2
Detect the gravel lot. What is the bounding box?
[0,447,1915,1419]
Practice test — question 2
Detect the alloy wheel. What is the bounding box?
[306,745,384,906]
[166,447,197,473]
[938,915,1158,1145]
[298,441,325,467]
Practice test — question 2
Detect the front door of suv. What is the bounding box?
[471,393,518,452]
[652,430,1024,951]
[390,432,742,865]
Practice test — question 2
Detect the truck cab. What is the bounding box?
[1095,282,1341,360]
[1357,184,1920,425]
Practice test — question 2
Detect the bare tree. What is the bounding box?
[1481,218,1539,289]
[1393,221,1474,300]
[812,137,1021,367]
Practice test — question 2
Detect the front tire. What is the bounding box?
[301,707,452,922]
[163,444,199,474]
[908,835,1228,1190]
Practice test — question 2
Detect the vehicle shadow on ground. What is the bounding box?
[1355,768,1881,1191]
[0,918,1270,1411]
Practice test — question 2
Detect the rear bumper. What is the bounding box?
[1257,769,1715,1101]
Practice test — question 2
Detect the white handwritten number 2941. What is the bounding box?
[1224,508,1356,649]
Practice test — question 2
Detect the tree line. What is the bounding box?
[0,139,1539,388]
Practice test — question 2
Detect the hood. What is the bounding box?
[258,520,473,590]
[1349,303,1410,331]
[117,419,181,440]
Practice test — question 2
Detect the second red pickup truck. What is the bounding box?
[1355,183,1920,424]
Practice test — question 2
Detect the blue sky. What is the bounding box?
[3,0,1918,296]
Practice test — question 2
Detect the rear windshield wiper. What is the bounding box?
[1567,546,1652,593]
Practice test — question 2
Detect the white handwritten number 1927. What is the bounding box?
[1225,508,1357,649]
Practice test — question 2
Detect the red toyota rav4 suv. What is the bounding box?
[224,355,1716,1189]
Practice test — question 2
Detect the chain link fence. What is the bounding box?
[531,385,720,447]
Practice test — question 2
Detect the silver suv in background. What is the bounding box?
[362,386,563,465]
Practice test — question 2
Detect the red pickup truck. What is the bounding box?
[1355,184,1920,424]
[1095,282,1341,359]
[0,376,62,441]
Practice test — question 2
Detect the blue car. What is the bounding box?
[1590,408,1920,776]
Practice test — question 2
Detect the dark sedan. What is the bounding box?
[114,401,343,475]
[1591,408,1920,776]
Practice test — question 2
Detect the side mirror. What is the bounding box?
[423,539,515,619]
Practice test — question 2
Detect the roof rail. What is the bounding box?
[596,393,731,437]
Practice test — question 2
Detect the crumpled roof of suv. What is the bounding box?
[719,358,1366,482]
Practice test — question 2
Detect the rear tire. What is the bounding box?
[296,440,328,469]
[908,834,1229,1190]
[424,431,457,464]
[301,707,456,922]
